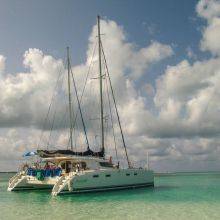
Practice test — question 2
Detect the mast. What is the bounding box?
[67,46,73,150]
[100,42,131,168]
[97,15,105,154]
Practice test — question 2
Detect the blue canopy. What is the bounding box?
[23,151,37,157]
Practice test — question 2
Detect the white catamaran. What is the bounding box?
[8,16,154,196]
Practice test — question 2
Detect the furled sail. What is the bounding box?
[37,148,104,158]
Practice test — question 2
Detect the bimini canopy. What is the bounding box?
[37,148,104,158]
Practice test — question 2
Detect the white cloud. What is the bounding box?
[196,0,220,20]
[197,0,220,55]
[201,17,220,55]
[0,48,64,128]
[2,4,220,172]
[186,46,197,59]
[0,18,174,170]
[0,55,6,76]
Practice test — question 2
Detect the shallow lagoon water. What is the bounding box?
[1,172,220,220]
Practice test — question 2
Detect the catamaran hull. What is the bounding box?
[55,169,154,195]
[10,185,53,191]
[62,182,154,194]
[8,169,154,195]
[7,174,58,191]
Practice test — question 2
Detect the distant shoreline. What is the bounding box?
[155,171,220,176]
[0,171,16,173]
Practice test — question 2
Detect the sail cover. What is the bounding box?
[37,148,104,158]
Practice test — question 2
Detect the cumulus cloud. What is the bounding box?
[2,2,220,171]
[0,49,65,129]
[186,46,197,59]
[145,0,220,140]
[0,18,174,170]
[0,55,6,75]
[197,0,220,55]
[196,0,220,20]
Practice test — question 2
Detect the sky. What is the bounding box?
[1,0,220,172]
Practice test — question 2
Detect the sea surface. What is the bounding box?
[0,172,220,220]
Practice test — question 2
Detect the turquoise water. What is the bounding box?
[1,173,220,220]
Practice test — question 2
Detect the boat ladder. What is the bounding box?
[7,171,26,191]
[52,172,76,196]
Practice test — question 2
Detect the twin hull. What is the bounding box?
[9,169,154,194]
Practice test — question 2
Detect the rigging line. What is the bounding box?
[97,15,105,154]
[71,41,97,128]
[51,42,97,151]
[88,74,98,150]
[70,67,90,150]
[37,61,65,149]
[67,118,78,151]
[58,74,76,150]
[67,132,71,150]
[47,67,66,149]
[67,47,74,150]
[49,71,70,144]
[46,106,57,149]
[47,56,68,149]
[67,41,97,149]
[73,118,77,151]
[104,82,111,153]
[64,101,72,150]
[48,55,72,150]
[100,40,131,168]
[50,105,68,147]
[104,69,119,164]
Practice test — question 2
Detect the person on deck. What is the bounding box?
[44,162,50,170]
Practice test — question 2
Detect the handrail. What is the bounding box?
[9,171,24,184]
[8,172,26,190]
[52,172,76,196]
[52,175,65,193]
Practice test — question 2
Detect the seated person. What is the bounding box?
[44,162,50,170]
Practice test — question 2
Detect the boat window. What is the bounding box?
[93,174,99,178]
[61,162,66,170]
[134,173,137,176]
[72,163,77,168]
[126,173,130,176]
[65,161,72,173]
[81,162,87,170]
[105,174,111,177]
[99,162,114,168]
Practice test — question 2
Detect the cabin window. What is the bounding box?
[134,173,137,176]
[126,173,130,176]
[66,161,72,173]
[81,162,87,170]
[99,162,114,168]
[93,174,99,178]
[105,174,111,177]
[61,162,66,170]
